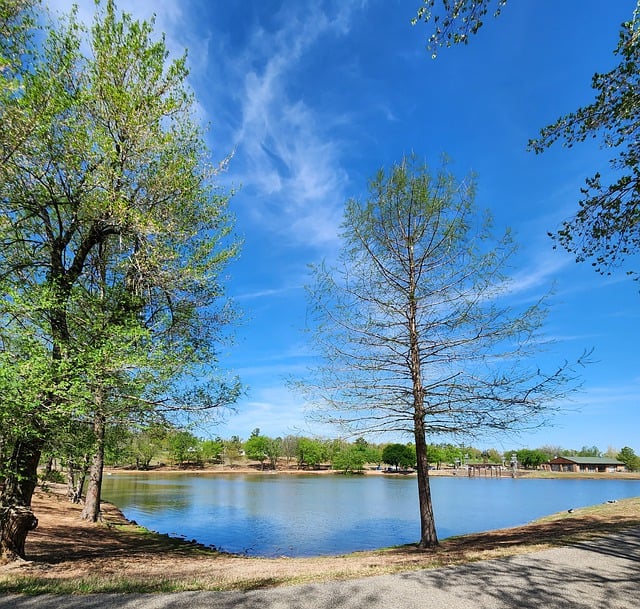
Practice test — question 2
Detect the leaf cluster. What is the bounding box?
[412,0,507,58]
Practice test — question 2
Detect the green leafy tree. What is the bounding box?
[332,446,367,473]
[484,448,503,464]
[364,445,382,466]
[0,0,54,561]
[350,437,383,467]
[0,0,39,165]
[297,438,326,469]
[0,0,240,558]
[617,446,640,471]
[265,437,282,469]
[354,437,369,449]
[438,444,462,467]
[324,438,347,464]
[128,424,167,470]
[244,434,270,469]
[224,436,243,467]
[516,449,548,470]
[169,430,200,466]
[302,157,581,548]
[200,438,224,464]
[382,444,416,471]
[426,444,445,468]
[461,446,482,463]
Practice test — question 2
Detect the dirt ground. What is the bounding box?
[1,478,639,593]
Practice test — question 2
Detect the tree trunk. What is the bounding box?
[406,240,438,549]
[81,410,106,522]
[66,461,76,501]
[67,454,90,504]
[74,467,87,504]
[414,416,438,548]
[43,455,54,480]
[0,505,38,561]
[0,438,42,561]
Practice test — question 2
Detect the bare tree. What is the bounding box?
[302,157,583,548]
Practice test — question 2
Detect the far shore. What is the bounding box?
[104,463,640,480]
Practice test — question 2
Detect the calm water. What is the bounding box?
[101,474,640,557]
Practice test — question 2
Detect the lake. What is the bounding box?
[101,473,640,557]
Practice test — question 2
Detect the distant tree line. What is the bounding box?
[42,424,640,481]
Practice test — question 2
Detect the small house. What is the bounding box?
[546,456,625,473]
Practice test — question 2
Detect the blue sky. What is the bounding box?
[50,1,639,452]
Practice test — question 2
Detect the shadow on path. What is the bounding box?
[1,527,639,609]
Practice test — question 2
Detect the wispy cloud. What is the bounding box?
[575,381,640,410]
[507,249,571,296]
[217,386,326,439]
[223,2,362,247]
[234,286,300,301]
[47,0,358,249]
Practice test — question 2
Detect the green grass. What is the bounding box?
[0,577,185,595]
[0,576,295,595]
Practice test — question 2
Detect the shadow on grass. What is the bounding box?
[428,513,640,559]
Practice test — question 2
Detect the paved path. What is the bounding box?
[1,528,639,609]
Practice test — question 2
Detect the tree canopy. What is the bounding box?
[617,446,640,471]
[382,444,416,470]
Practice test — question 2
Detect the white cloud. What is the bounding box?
[234,285,300,301]
[216,386,321,439]
[507,249,571,296]
[226,3,359,247]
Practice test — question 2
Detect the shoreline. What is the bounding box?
[104,464,640,480]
